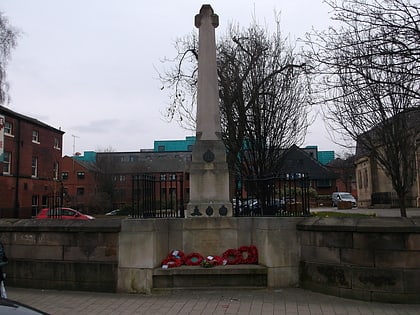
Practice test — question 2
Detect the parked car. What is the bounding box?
[238,199,261,215]
[0,298,49,314]
[331,192,357,207]
[239,198,284,215]
[35,208,94,220]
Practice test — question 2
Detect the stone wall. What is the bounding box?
[297,217,420,303]
[117,217,302,293]
[0,219,121,292]
[3,216,420,303]
[0,217,302,294]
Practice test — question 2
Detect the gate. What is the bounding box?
[234,173,311,217]
[131,173,185,218]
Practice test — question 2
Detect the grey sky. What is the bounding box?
[2,0,338,156]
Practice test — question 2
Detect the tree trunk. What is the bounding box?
[400,206,407,218]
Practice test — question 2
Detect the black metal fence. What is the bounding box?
[130,173,310,218]
[233,173,311,217]
[131,174,185,218]
[44,191,64,218]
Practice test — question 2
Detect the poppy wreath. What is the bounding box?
[201,255,224,267]
[238,245,258,264]
[222,248,242,265]
[169,249,185,264]
[161,256,183,268]
[210,255,224,266]
[185,252,204,266]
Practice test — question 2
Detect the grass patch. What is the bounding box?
[312,211,375,218]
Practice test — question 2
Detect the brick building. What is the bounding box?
[0,106,64,218]
[95,151,191,212]
[61,156,99,213]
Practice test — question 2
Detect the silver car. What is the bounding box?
[332,192,357,207]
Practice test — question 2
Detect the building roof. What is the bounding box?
[279,145,338,180]
[0,105,64,134]
[355,107,420,158]
[62,156,102,172]
[96,151,190,174]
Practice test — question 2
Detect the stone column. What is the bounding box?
[187,5,232,217]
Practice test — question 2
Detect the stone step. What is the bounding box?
[153,265,267,288]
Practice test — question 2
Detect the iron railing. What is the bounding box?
[130,172,310,218]
[233,173,311,217]
[131,173,185,218]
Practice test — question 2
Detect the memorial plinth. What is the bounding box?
[187,5,232,217]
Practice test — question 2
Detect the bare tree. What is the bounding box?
[0,11,18,105]
[160,20,311,179]
[94,148,117,212]
[306,0,420,216]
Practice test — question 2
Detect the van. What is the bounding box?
[332,192,357,207]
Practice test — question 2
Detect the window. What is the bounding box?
[119,175,126,182]
[158,145,165,152]
[53,162,59,180]
[160,174,166,181]
[76,187,85,195]
[31,195,39,217]
[317,179,332,188]
[3,151,11,174]
[4,121,13,135]
[41,195,48,208]
[61,172,69,180]
[358,170,362,189]
[363,169,369,188]
[32,130,39,143]
[31,156,38,177]
[54,137,61,150]
[77,171,85,179]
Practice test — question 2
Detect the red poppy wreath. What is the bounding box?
[185,252,204,266]
[238,245,258,264]
[161,256,183,268]
[169,249,185,263]
[222,248,241,265]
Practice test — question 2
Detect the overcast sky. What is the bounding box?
[2,0,342,156]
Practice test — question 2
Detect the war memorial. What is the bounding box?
[0,5,419,304]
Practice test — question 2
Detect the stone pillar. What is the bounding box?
[187,5,232,217]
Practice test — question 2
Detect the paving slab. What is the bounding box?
[6,287,420,315]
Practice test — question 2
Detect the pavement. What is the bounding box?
[310,207,420,217]
[6,287,420,315]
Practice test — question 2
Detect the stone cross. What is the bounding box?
[187,5,232,217]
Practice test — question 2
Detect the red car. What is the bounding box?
[35,208,94,220]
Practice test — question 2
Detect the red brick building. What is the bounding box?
[95,151,190,212]
[0,106,64,218]
[61,156,99,213]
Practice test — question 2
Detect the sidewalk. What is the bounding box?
[310,206,420,217]
[7,287,420,315]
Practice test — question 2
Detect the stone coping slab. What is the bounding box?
[153,264,267,276]
[297,217,420,233]
[0,218,122,232]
